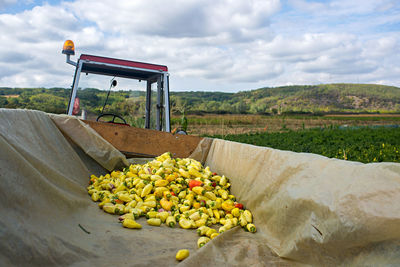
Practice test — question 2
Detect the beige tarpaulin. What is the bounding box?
[1,109,400,266]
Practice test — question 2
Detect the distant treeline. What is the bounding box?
[1,83,400,116]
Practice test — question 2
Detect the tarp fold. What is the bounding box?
[1,109,399,266]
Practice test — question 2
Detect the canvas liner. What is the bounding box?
[0,109,399,266]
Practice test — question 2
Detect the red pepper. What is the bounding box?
[234,203,244,209]
[212,172,217,176]
[189,180,203,190]
[170,191,176,196]
[211,182,216,187]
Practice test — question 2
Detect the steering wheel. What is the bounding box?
[96,113,129,125]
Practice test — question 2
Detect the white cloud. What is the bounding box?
[0,0,16,9]
[0,0,399,91]
[67,0,280,41]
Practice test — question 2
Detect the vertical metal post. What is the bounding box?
[67,60,83,115]
[156,76,162,131]
[163,73,171,132]
[145,80,152,129]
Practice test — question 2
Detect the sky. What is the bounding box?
[0,0,399,92]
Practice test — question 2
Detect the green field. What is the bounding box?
[210,126,400,163]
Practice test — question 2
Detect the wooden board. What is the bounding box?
[84,120,203,158]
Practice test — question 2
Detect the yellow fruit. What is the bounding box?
[246,223,256,233]
[155,179,168,187]
[122,219,142,229]
[231,208,240,218]
[147,218,162,226]
[179,218,192,229]
[243,210,253,223]
[197,236,210,248]
[176,249,190,261]
[87,152,257,260]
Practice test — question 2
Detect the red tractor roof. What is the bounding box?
[79,54,168,80]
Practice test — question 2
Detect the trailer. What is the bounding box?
[0,43,399,266]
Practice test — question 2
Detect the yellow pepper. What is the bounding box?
[180,205,190,213]
[103,204,116,214]
[145,195,156,202]
[239,214,247,227]
[176,249,190,261]
[143,200,156,208]
[147,218,162,226]
[192,202,201,209]
[221,200,235,212]
[206,228,217,237]
[122,218,142,229]
[155,179,168,187]
[114,204,125,215]
[197,226,210,236]
[179,168,190,178]
[118,194,132,203]
[192,186,205,195]
[204,191,216,200]
[132,208,142,219]
[179,218,192,229]
[114,184,127,193]
[188,167,202,177]
[126,200,137,208]
[124,206,132,214]
[98,198,111,208]
[232,218,238,226]
[157,211,169,223]
[197,236,210,248]
[213,209,220,220]
[141,183,153,198]
[160,198,173,211]
[146,211,158,219]
[201,213,209,221]
[134,194,143,203]
[189,211,200,221]
[210,232,219,239]
[219,225,227,233]
[91,192,100,202]
[178,190,187,199]
[166,216,176,227]
[246,223,256,233]
[243,210,253,223]
[219,176,227,186]
[231,208,240,217]
[206,208,214,218]
[154,187,168,198]
[195,219,207,228]
[87,188,96,195]
[150,174,162,181]
[132,177,141,186]
[224,220,234,230]
[218,189,228,200]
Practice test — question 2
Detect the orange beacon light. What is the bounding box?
[62,40,75,55]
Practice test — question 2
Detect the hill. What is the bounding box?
[172,83,400,114]
[1,83,400,115]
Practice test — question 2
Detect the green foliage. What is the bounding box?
[211,127,400,163]
[1,83,400,115]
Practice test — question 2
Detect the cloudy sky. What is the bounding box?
[0,0,399,92]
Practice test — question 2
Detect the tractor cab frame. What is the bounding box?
[62,40,171,132]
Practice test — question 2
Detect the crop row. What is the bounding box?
[210,127,400,163]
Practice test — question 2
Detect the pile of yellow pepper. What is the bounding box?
[87,152,256,258]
